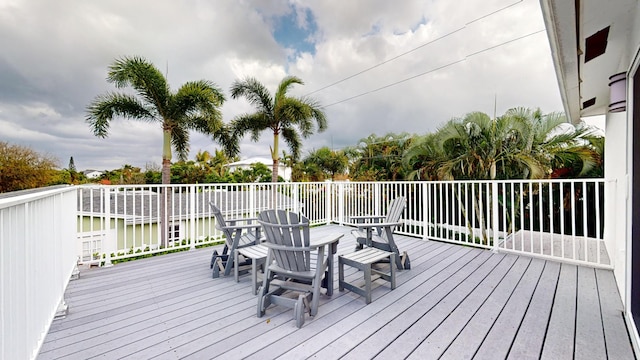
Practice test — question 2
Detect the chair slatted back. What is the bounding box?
[211,204,233,243]
[258,210,311,272]
[382,197,406,241]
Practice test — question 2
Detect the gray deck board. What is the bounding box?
[541,263,577,359]
[507,261,561,360]
[439,256,533,360]
[575,266,607,359]
[473,258,546,359]
[370,251,493,359]
[407,253,519,359]
[596,269,636,360]
[38,224,635,360]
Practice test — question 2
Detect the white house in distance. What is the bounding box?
[225,157,292,181]
[82,169,103,179]
[540,0,640,351]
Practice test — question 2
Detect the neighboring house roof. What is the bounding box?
[78,187,303,222]
[226,157,275,167]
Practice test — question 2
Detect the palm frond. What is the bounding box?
[86,92,154,137]
[173,80,226,119]
[211,125,240,157]
[171,126,190,161]
[107,56,170,111]
[231,113,271,142]
[275,76,304,101]
[281,126,302,160]
[230,77,273,114]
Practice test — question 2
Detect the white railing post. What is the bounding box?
[249,183,256,215]
[293,183,300,215]
[338,182,345,225]
[422,182,429,240]
[491,181,500,252]
[102,187,113,267]
[189,185,196,250]
[325,180,332,224]
[374,182,381,215]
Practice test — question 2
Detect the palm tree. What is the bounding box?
[87,56,237,247]
[304,147,348,180]
[230,76,327,183]
[86,56,237,185]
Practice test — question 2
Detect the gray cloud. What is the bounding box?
[0,0,562,170]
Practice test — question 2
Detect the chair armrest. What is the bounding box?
[226,217,258,224]
[350,215,385,223]
[220,223,262,231]
[260,238,340,251]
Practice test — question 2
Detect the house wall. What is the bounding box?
[605,111,628,297]
[77,216,220,260]
[627,45,640,355]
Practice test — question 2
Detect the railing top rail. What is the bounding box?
[330,179,607,185]
[0,185,76,209]
[77,182,330,190]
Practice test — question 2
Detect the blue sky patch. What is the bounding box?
[272,5,318,57]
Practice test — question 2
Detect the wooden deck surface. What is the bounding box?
[38,225,635,359]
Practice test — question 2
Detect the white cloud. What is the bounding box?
[0,0,563,170]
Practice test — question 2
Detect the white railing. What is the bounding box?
[0,179,611,359]
[331,179,609,267]
[76,182,330,265]
[77,179,609,268]
[0,186,78,360]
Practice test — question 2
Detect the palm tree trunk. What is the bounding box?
[160,130,172,248]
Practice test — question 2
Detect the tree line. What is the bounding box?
[0,56,603,193]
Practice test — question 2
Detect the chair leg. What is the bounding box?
[234,250,240,283]
[401,251,411,270]
[338,256,345,292]
[210,250,217,269]
[211,250,220,278]
[364,264,372,304]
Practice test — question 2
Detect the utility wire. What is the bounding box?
[305,27,465,96]
[466,0,523,25]
[305,0,524,96]
[323,29,545,108]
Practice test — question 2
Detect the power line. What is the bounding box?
[305,27,465,96]
[324,29,545,108]
[466,0,523,25]
[305,0,524,96]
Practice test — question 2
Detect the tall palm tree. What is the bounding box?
[86,56,237,185]
[87,56,236,247]
[230,76,327,183]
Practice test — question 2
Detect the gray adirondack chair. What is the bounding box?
[256,210,341,328]
[350,196,410,270]
[210,203,262,278]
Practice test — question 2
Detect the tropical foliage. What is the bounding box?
[299,147,349,181]
[0,141,59,193]
[404,108,602,180]
[348,133,413,181]
[230,76,327,183]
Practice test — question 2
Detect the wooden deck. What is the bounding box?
[38,225,635,359]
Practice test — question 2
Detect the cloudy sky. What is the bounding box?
[0,0,564,171]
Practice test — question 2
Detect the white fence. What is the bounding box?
[77,179,609,268]
[76,182,331,265]
[330,179,609,267]
[0,179,611,358]
[0,186,78,360]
